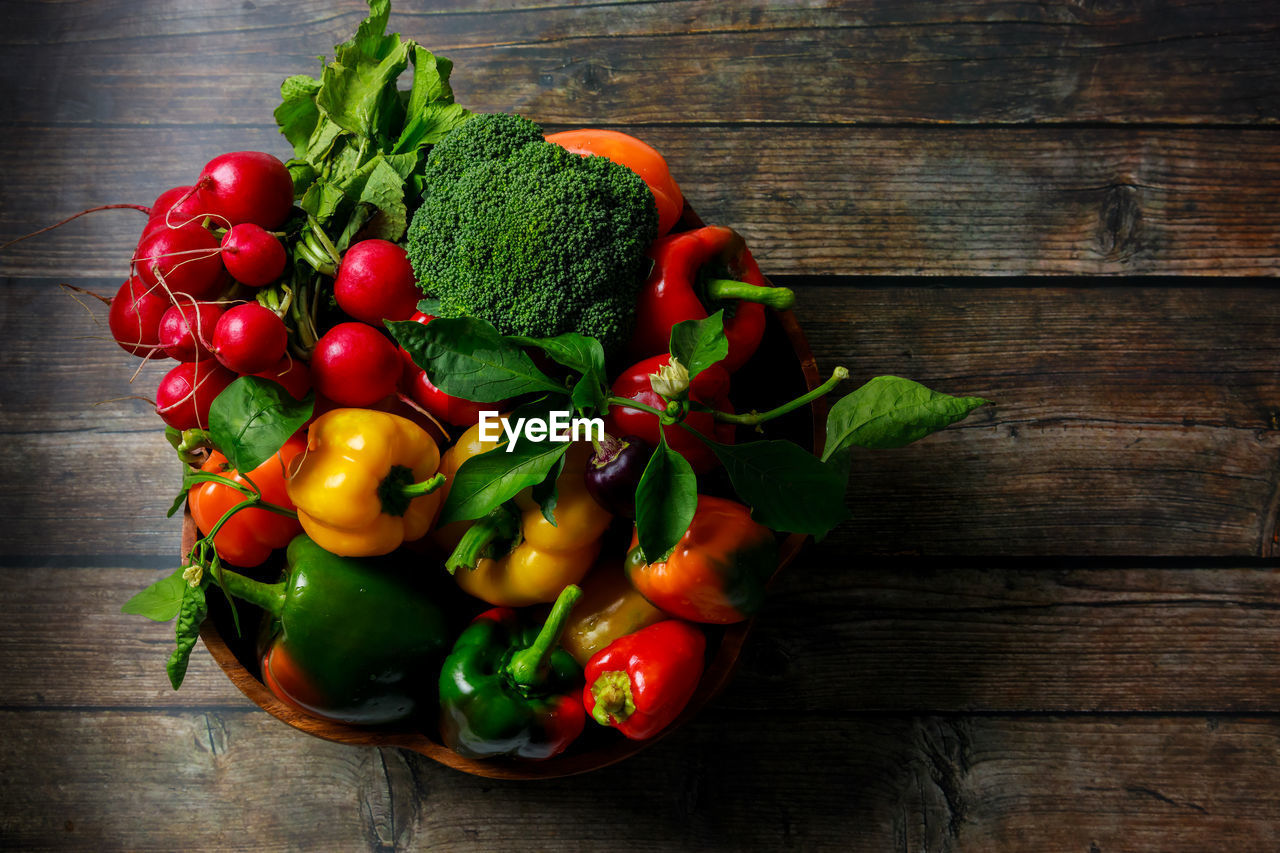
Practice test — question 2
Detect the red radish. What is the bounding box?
[147,185,209,227]
[134,223,227,300]
[158,301,224,362]
[311,322,401,406]
[254,355,312,401]
[107,277,168,357]
[156,361,237,430]
[211,303,288,375]
[334,239,420,324]
[193,151,294,230]
[220,223,287,287]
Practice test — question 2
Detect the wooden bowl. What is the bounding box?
[194,292,825,779]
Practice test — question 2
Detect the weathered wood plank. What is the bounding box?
[5,280,1280,557]
[8,562,1280,714]
[0,709,1276,851]
[3,0,1279,127]
[5,127,1280,278]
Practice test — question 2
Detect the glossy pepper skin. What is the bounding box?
[189,435,305,567]
[629,226,794,373]
[216,534,449,725]
[442,440,614,607]
[286,408,446,557]
[583,620,706,740]
[605,353,735,473]
[545,129,684,237]
[563,560,666,666]
[439,585,586,760]
[626,494,777,624]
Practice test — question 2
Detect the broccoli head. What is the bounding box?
[406,112,659,353]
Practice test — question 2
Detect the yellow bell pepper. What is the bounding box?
[286,408,446,557]
[436,424,613,607]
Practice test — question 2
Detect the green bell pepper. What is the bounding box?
[438,585,586,760]
[216,533,449,726]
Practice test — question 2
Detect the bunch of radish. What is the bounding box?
[106,149,436,432]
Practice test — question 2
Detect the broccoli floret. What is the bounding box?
[406,113,658,353]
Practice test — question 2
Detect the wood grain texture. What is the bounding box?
[1,709,1277,851]
[8,561,1280,715]
[2,0,1278,127]
[3,0,1280,844]
[6,127,1280,277]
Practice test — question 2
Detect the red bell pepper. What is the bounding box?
[583,620,706,740]
[629,226,795,374]
[605,353,734,473]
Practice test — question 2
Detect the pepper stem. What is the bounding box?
[212,569,287,618]
[713,366,850,426]
[445,504,520,574]
[378,466,446,517]
[505,585,583,688]
[704,278,795,311]
[590,670,637,726]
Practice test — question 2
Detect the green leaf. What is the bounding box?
[438,438,571,526]
[166,579,208,690]
[531,452,566,526]
[387,316,567,403]
[822,376,989,458]
[334,154,409,246]
[274,75,322,158]
[507,332,609,415]
[669,310,728,380]
[701,438,850,538]
[315,1,411,140]
[634,434,698,562]
[121,568,188,622]
[207,376,314,476]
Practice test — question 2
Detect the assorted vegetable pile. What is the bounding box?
[78,0,989,762]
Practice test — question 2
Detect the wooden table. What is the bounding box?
[3,0,1279,849]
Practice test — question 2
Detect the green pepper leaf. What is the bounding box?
[387,316,567,403]
[438,438,571,526]
[698,437,850,538]
[166,578,208,690]
[822,376,990,458]
[634,433,698,562]
[507,332,609,415]
[669,309,728,380]
[207,376,314,476]
[121,568,188,622]
[531,452,566,526]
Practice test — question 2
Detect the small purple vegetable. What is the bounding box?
[585,434,652,517]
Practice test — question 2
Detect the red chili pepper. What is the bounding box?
[582,620,706,740]
[398,311,494,427]
[630,226,795,373]
[605,353,734,473]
